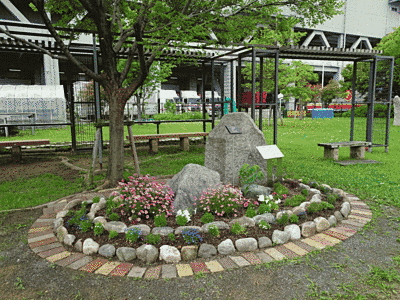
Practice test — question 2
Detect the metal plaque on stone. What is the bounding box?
[225,125,242,134]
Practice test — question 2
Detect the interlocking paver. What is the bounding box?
[240,252,263,265]
[190,262,210,273]
[205,260,224,272]
[28,229,54,239]
[176,264,193,277]
[301,238,326,250]
[161,264,177,278]
[274,245,300,258]
[28,233,55,244]
[47,251,71,263]
[351,209,372,215]
[127,266,146,278]
[31,242,63,253]
[110,263,133,277]
[291,240,318,252]
[55,253,86,267]
[229,256,251,267]
[255,252,274,263]
[37,246,66,258]
[323,230,349,241]
[218,256,239,269]
[283,242,309,256]
[67,256,93,270]
[95,261,120,275]
[342,219,366,227]
[264,248,286,260]
[79,258,108,273]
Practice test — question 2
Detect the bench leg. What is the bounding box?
[350,146,365,159]
[324,147,339,160]
[180,137,189,151]
[149,139,159,153]
[11,145,22,162]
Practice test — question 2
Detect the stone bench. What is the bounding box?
[127,132,208,153]
[317,141,372,161]
[0,139,50,161]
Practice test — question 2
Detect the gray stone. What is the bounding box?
[74,239,83,252]
[86,212,95,220]
[258,236,272,248]
[181,245,198,261]
[299,201,311,210]
[314,217,330,232]
[292,206,306,216]
[159,245,181,263]
[82,238,99,255]
[284,224,301,240]
[104,221,127,233]
[217,239,236,255]
[63,199,82,210]
[174,226,202,235]
[253,213,275,224]
[204,112,268,186]
[93,216,107,225]
[235,238,258,252]
[272,230,290,245]
[298,183,311,191]
[309,188,321,195]
[276,210,293,220]
[393,95,400,126]
[56,226,68,242]
[97,198,107,210]
[328,215,337,227]
[320,184,332,192]
[332,188,346,197]
[334,211,344,223]
[198,244,217,258]
[201,221,230,232]
[56,210,68,219]
[89,203,100,214]
[301,221,316,237]
[151,227,174,236]
[127,224,151,236]
[53,218,63,230]
[243,184,272,198]
[168,163,221,212]
[64,234,76,246]
[310,194,322,203]
[136,244,159,264]
[116,247,136,261]
[229,216,255,227]
[340,202,351,218]
[99,244,116,258]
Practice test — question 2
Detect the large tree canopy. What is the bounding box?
[0,0,343,187]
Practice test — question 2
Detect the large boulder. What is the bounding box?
[204,112,267,186]
[168,164,221,212]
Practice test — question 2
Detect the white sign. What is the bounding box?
[256,145,284,160]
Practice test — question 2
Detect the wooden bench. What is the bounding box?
[317,141,372,161]
[127,132,208,153]
[0,139,50,161]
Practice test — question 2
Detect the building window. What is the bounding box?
[391,6,398,12]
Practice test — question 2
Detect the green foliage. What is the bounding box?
[200,213,215,224]
[285,194,307,207]
[154,214,167,227]
[164,100,177,114]
[307,201,334,214]
[167,233,176,241]
[153,112,207,121]
[92,196,100,203]
[273,182,289,197]
[230,222,247,235]
[258,202,278,214]
[207,225,220,237]
[276,213,290,226]
[258,220,271,230]
[108,230,119,239]
[238,164,265,192]
[245,207,257,218]
[181,229,203,245]
[342,104,393,118]
[176,215,189,226]
[326,194,340,205]
[144,234,161,245]
[301,189,309,196]
[289,214,299,224]
[79,219,93,232]
[125,228,142,243]
[93,222,104,236]
[108,212,120,221]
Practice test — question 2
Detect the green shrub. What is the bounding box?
[167,233,176,241]
[92,196,100,203]
[307,201,334,213]
[326,194,340,205]
[285,194,307,207]
[93,222,104,236]
[108,230,119,239]
[289,214,299,224]
[258,220,271,230]
[231,222,247,235]
[176,215,189,226]
[301,189,309,196]
[239,164,265,193]
[258,202,279,214]
[125,228,142,243]
[200,212,215,224]
[145,234,161,245]
[276,213,289,226]
[245,207,257,218]
[154,214,167,227]
[108,212,120,221]
[273,182,289,196]
[207,225,220,237]
[79,219,93,232]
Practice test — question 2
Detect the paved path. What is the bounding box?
[27,190,372,280]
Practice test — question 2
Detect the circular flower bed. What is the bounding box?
[54,175,351,265]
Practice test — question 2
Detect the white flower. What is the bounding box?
[268,195,274,200]
[275,199,282,204]
[258,195,265,202]
[177,209,191,222]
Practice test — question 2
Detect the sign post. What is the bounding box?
[256,145,284,186]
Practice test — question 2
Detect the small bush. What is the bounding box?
[285,194,307,207]
[108,212,120,221]
[245,207,257,218]
[207,225,220,237]
[108,230,119,239]
[93,222,104,236]
[167,233,176,241]
[176,215,189,226]
[273,182,289,196]
[276,213,289,226]
[326,194,340,205]
[307,201,334,213]
[92,196,101,203]
[79,219,93,232]
[289,214,299,224]
[145,233,161,245]
[301,189,309,196]
[125,228,142,243]
[258,201,279,214]
[230,222,247,235]
[258,220,271,230]
[200,212,215,224]
[181,229,203,245]
[154,214,167,227]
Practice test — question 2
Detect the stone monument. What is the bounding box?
[204,112,267,186]
[393,95,400,126]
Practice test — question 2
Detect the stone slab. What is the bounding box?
[229,256,251,267]
[205,261,224,272]
[255,252,274,263]
[79,258,108,273]
[176,264,194,277]
[28,226,52,234]
[309,235,335,246]
[301,238,326,250]
[282,242,309,256]
[144,266,162,279]
[28,229,54,239]
[161,264,177,279]
[218,256,239,269]
[264,248,286,261]
[31,242,63,253]
[109,263,133,277]
[274,245,300,259]
[291,240,318,252]
[37,246,66,258]
[127,266,146,278]
[323,230,349,241]
[240,252,263,265]
[67,256,93,270]
[55,253,86,267]
[95,261,120,276]
[47,251,71,263]
[28,233,55,244]
[190,262,210,273]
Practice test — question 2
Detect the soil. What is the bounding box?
[0,152,399,300]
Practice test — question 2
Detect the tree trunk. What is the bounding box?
[105,95,126,187]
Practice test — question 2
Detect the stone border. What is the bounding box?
[28,188,372,279]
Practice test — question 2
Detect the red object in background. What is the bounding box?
[345,90,352,101]
[306,103,322,111]
[240,91,267,108]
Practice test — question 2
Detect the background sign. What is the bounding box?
[257,145,284,160]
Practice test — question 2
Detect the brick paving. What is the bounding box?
[27,190,372,280]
